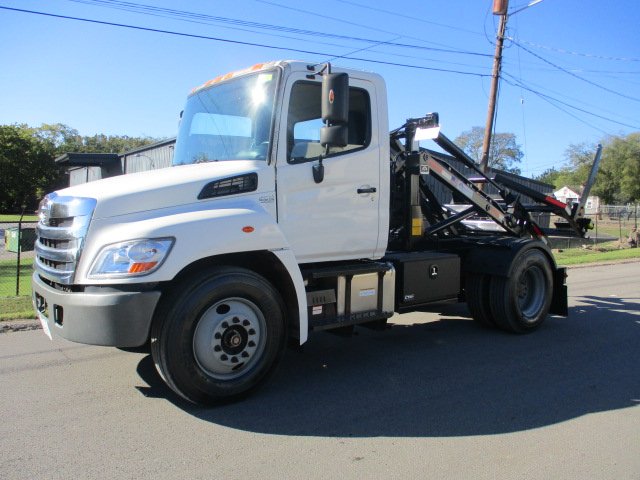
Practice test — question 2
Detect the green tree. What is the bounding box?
[33,124,157,155]
[0,125,62,212]
[35,123,84,153]
[0,123,161,212]
[539,142,602,191]
[600,133,640,202]
[564,142,598,170]
[454,126,523,174]
[80,133,157,154]
[534,167,562,187]
[591,167,618,204]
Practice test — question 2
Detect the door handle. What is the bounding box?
[357,187,377,194]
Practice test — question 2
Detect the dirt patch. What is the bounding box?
[0,319,40,334]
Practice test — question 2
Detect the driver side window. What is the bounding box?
[287,81,370,164]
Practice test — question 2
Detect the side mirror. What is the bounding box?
[320,73,349,148]
[314,70,349,184]
[322,73,349,125]
[320,125,348,147]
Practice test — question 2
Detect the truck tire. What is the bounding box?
[465,273,496,328]
[150,267,286,405]
[489,249,553,333]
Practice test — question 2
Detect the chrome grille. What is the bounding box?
[34,193,97,285]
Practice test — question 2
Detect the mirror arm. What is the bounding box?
[313,146,329,184]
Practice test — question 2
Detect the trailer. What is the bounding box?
[31,61,599,404]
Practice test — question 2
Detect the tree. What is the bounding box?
[591,167,618,204]
[548,134,640,204]
[600,133,640,202]
[33,124,157,155]
[80,133,157,154]
[0,123,161,213]
[534,167,561,186]
[455,126,523,174]
[0,125,62,212]
[564,142,598,170]
[35,123,83,153]
[536,142,602,191]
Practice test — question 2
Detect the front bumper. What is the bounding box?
[31,272,161,347]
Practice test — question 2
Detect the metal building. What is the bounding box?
[57,138,175,187]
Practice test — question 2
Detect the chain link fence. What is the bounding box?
[542,204,639,249]
[589,204,639,245]
[1,221,37,296]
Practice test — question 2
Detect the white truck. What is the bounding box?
[32,60,590,405]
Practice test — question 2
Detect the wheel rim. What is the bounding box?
[517,266,546,321]
[193,297,267,380]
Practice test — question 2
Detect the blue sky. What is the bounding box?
[1,0,638,178]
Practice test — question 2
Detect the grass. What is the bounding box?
[553,242,640,266]
[0,257,35,320]
[0,214,39,222]
[0,296,35,320]
[589,217,638,238]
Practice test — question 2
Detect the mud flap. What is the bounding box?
[550,267,568,316]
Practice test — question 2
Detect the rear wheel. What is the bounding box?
[466,273,496,328]
[489,249,553,333]
[151,267,286,405]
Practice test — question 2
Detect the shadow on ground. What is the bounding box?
[136,296,640,437]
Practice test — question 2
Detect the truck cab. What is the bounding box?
[174,61,389,262]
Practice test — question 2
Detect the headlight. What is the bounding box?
[89,238,174,278]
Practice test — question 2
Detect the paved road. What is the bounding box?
[1,262,639,479]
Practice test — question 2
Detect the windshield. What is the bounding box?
[173,70,279,165]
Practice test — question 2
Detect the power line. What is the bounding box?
[0,6,491,78]
[515,38,640,62]
[510,38,640,103]
[503,67,640,125]
[69,0,490,69]
[252,0,489,54]
[324,33,404,65]
[67,0,492,58]
[334,0,485,37]
[502,72,639,131]
[502,60,640,76]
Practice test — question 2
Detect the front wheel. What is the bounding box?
[151,267,286,405]
[489,249,553,333]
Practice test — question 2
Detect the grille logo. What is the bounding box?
[38,197,52,225]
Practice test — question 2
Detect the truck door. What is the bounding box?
[275,74,381,263]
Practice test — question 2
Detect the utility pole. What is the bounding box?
[480,0,509,174]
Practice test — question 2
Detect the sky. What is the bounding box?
[0,0,638,178]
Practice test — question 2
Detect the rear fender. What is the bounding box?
[463,238,567,317]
